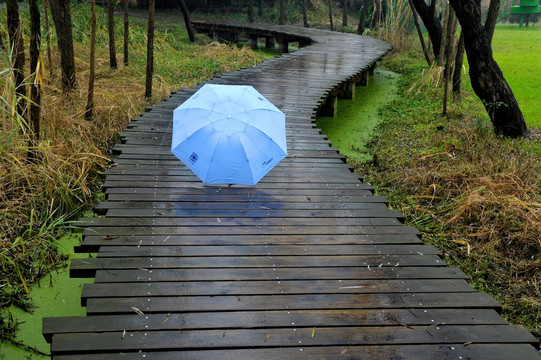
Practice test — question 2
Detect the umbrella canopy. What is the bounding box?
[171,84,287,185]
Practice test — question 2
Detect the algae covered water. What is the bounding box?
[316,68,399,165]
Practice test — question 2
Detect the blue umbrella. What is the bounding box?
[171,84,287,185]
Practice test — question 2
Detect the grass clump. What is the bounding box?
[358,50,540,340]
[0,2,261,339]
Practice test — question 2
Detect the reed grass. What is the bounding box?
[360,51,541,339]
[0,2,261,335]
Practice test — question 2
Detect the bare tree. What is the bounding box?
[49,0,77,92]
[180,0,196,43]
[44,0,53,77]
[145,0,155,99]
[123,0,129,66]
[342,0,348,27]
[357,0,370,34]
[107,0,118,70]
[409,0,443,61]
[6,0,26,119]
[408,0,431,65]
[301,0,309,27]
[85,0,97,120]
[29,0,41,159]
[452,32,465,99]
[328,0,334,30]
[485,0,500,44]
[450,0,528,137]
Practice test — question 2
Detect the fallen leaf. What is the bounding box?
[341,349,348,355]
[311,327,316,338]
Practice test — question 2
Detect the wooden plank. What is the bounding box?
[70,254,445,277]
[50,344,541,360]
[43,308,506,339]
[84,292,502,315]
[95,244,441,257]
[50,325,537,354]
[92,266,467,283]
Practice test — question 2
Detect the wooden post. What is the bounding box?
[265,36,275,49]
[360,71,369,86]
[319,95,338,117]
[278,37,288,53]
[248,35,259,49]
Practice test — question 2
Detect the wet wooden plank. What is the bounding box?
[50,344,541,360]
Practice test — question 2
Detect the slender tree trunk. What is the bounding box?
[301,0,309,27]
[484,0,500,44]
[207,0,213,13]
[123,0,129,66]
[0,29,4,51]
[452,32,465,99]
[443,9,457,115]
[437,1,451,67]
[279,0,286,25]
[180,0,196,43]
[371,0,382,28]
[107,0,117,70]
[342,0,348,27]
[328,0,334,30]
[49,0,77,92]
[408,0,431,65]
[85,0,97,120]
[6,0,26,120]
[357,0,369,34]
[145,0,155,99]
[29,0,41,160]
[409,0,443,61]
[248,0,254,22]
[44,0,54,77]
[258,0,263,16]
[449,0,528,137]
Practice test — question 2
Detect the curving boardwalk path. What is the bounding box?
[43,23,540,359]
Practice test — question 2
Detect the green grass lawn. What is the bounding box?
[491,25,541,128]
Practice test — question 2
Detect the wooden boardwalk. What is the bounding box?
[43,23,540,359]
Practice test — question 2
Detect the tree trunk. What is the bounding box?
[6,0,26,120]
[357,0,369,34]
[49,0,76,92]
[409,0,443,61]
[484,0,500,44]
[107,0,117,70]
[449,0,528,137]
[0,29,4,51]
[328,0,334,30]
[180,0,196,43]
[342,0,348,27]
[279,0,286,25]
[443,9,457,115]
[258,0,263,16]
[145,0,155,99]
[302,0,309,27]
[123,0,129,66]
[44,0,54,77]
[452,32,465,99]
[437,0,451,67]
[29,0,41,160]
[85,0,97,120]
[248,0,254,22]
[408,0,431,65]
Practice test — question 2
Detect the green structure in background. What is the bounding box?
[510,0,541,27]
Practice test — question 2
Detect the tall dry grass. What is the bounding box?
[379,0,413,52]
[0,2,261,321]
